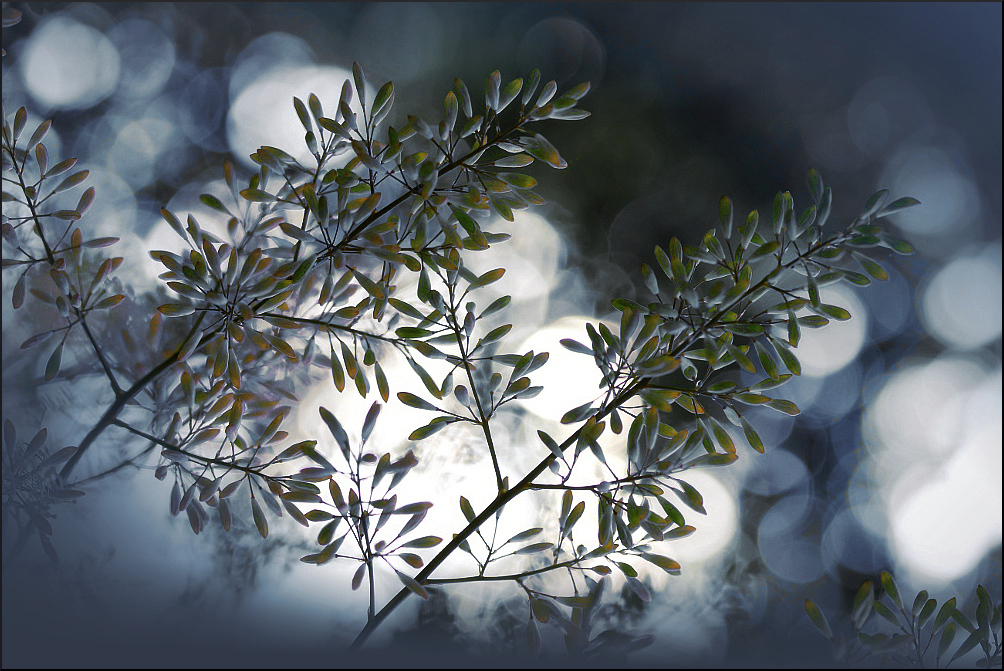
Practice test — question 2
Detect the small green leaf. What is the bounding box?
[740,417,764,453]
[719,195,733,237]
[397,392,438,412]
[805,599,834,641]
[480,324,512,346]
[817,303,852,321]
[351,563,366,590]
[469,268,505,290]
[851,580,874,630]
[514,542,553,555]
[875,196,921,218]
[755,342,779,381]
[918,598,937,630]
[859,189,889,220]
[673,480,706,515]
[806,167,823,204]
[912,590,930,617]
[874,600,901,627]
[881,571,903,609]
[459,496,475,523]
[504,528,543,545]
[934,597,957,632]
[642,553,681,574]
[408,417,452,440]
[766,399,800,416]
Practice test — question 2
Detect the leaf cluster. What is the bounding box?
[807,572,1002,668]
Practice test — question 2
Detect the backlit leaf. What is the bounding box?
[805,599,834,640]
[396,570,429,600]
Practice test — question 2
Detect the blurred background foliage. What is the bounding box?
[2,2,1000,667]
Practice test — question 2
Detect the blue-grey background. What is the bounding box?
[2,2,1001,668]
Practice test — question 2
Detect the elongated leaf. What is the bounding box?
[934,597,957,632]
[319,406,350,459]
[459,496,476,523]
[469,268,505,290]
[361,402,381,442]
[938,622,956,660]
[642,553,681,574]
[351,563,366,591]
[398,392,438,412]
[805,599,834,640]
[881,571,903,609]
[673,480,706,515]
[251,496,269,538]
[45,343,63,381]
[396,570,429,600]
[875,197,921,218]
[852,580,875,630]
[514,542,553,555]
[949,626,984,663]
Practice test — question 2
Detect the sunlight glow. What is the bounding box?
[109,117,175,188]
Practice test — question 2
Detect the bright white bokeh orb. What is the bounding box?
[228,64,356,169]
[20,16,121,110]
[793,285,868,377]
[515,316,607,420]
[922,249,1002,350]
[863,359,1001,585]
[889,416,1002,584]
[865,355,985,460]
[669,472,738,564]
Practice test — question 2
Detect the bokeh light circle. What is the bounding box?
[880,145,980,243]
[921,248,1002,350]
[228,64,355,169]
[105,18,176,101]
[794,285,868,377]
[889,415,1002,584]
[516,316,607,420]
[756,494,824,584]
[20,16,121,110]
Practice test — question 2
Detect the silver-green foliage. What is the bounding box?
[807,572,1002,668]
[3,40,927,658]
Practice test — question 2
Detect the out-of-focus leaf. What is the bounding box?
[805,599,834,641]
[251,496,268,538]
[881,571,903,609]
[938,622,957,660]
[45,343,63,381]
[950,627,984,663]
[875,197,921,218]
